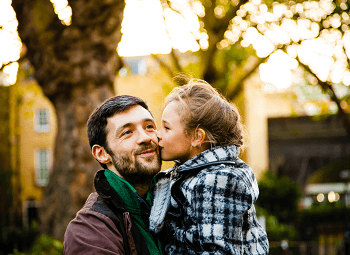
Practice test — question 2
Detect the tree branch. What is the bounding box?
[0,54,28,72]
[0,61,17,72]
[151,53,177,78]
[215,0,249,41]
[170,49,184,73]
[298,60,350,138]
[226,56,266,100]
[156,0,186,78]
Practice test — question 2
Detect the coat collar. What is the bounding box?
[174,145,240,174]
[94,169,127,212]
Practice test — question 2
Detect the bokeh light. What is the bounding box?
[317,193,325,202]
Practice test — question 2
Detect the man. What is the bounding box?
[64,95,163,255]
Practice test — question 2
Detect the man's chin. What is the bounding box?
[125,162,161,185]
[139,160,162,174]
[137,153,161,167]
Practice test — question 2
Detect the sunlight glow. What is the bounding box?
[163,7,200,53]
[0,0,20,85]
[118,0,200,56]
[118,0,172,56]
[242,27,274,57]
[50,0,72,26]
[1,0,349,92]
[3,62,19,85]
[260,50,298,91]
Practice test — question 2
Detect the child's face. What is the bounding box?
[157,101,193,162]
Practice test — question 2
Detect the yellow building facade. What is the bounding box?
[8,65,57,226]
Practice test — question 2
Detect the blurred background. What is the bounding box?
[1,0,350,254]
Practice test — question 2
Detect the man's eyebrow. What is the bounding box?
[115,123,133,135]
[144,118,156,123]
[115,118,156,134]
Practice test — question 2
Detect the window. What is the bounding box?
[23,199,39,226]
[34,149,52,186]
[125,57,148,75]
[35,108,50,132]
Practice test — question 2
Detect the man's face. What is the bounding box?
[105,105,161,184]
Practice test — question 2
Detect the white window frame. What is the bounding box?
[34,148,52,187]
[34,108,50,132]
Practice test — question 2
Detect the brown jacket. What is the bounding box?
[63,170,151,255]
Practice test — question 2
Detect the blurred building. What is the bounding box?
[0,61,57,227]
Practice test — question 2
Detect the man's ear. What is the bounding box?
[191,128,206,148]
[92,145,111,165]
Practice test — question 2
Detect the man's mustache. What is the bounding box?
[134,143,159,156]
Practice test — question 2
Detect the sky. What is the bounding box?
[1,0,349,93]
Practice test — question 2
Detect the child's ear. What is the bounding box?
[191,128,206,148]
[92,145,111,165]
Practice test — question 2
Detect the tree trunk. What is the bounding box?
[41,85,114,239]
[11,0,125,240]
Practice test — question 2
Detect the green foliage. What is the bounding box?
[222,43,253,67]
[256,170,302,223]
[294,80,328,103]
[0,222,39,255]
[212,43,256,92]
[299,201,350,225]
[297,201,350,241]
[12,235,63,255]
[308,156,350,183]
[257,207,298,242]
[0,221,63,255]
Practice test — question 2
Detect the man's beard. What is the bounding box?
[109,144,161,185]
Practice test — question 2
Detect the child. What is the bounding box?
[149,79,269,254]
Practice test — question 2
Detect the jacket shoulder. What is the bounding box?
[63,193,127,255]
[193,161,259,200]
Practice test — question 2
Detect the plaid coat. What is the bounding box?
[151,145,269,255]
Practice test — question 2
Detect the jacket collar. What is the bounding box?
[175,145,240,174]
[94,169,127,212]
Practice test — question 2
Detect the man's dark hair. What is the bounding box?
[87,95,151,168]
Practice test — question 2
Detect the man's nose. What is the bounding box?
[137,129,153,144]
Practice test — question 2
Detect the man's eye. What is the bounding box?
[122,130,132,136]
[146,124,155,130]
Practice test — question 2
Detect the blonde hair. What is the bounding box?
[166,79,244,149]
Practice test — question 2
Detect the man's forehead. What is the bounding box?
[108,105,154,127]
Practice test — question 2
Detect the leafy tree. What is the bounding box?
[154,0,265,99]
[155,0,350,137]
[8,0,125,240]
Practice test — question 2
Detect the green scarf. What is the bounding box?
[104,169,163,255]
